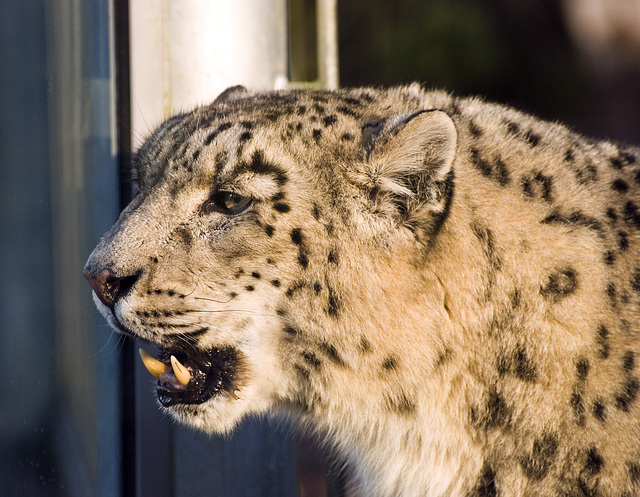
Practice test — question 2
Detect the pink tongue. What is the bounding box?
[159,367,187,390]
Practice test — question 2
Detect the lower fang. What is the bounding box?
[171,355,192,386]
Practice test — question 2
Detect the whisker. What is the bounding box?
[184,308,279,318]
[194,296,234,304]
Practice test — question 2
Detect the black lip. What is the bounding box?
[156,347,239,407]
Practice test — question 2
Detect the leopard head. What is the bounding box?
[84,86,457,433]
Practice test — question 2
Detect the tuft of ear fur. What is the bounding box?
[363,110,458,243]
[214,85,250,104]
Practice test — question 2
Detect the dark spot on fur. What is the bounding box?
[597,325,610,359]
[619,230,630,251]
[514,345,537,381]
[313,282,322,294]
[628,462,640,483]
[336,106,358,118]
[203,122,232,145]
[229,292,238,299]
[624,201,640,229]
[312,129,322,142]
[576,358,590,381]
[615,377,640,412]
[471,387,510,431]
[606,282,617,306]
[584,447,604,475]
[382,356,398,371]
[322,114,338,127]
[470,148,492,178]
[521,172,553,202]
[274,202,291,213]
[623,351,635,373]
[576,163,599,185]
[606,208,619,223]
[603,250,616,265]
[571,390,586,427]
[565,148,575,162]
[469,121,483,137]
[524,130,541,147]
[271,279,281,287]
[290,228,303,245]
[302,351,322,369]
[311,203,321,220]
[327,286,341,317]
[359,336,372,354]
[541,210,603,236]
[510,289,521,308]
[611,150,636,170]
[499,345,537,382]
[384,390,416,415]
[239,131,252,142]
[471,223,502,301]
[296,105,307,116]
[286,280,306,298]
[436,347,453,368]
[319,342,346,367]
[520,433,559,480]
[467,465,497,497]
[340,132,354,142]
[540,266,578,302]
[631,269,640,292]
[245,285,255,292]
[251,272,261,279]
[613,178,630,192]
[265,224,275,237]
[328,249,339,264]
[298,252,309,269]
[506,121,520,136]
[611,155,625,169]
[494,157,510,186]
[592,400,606,422]
[283,325,300,339]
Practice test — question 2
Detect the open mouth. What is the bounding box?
[139,347,239,407]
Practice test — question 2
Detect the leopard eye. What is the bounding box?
[205,191,252,215]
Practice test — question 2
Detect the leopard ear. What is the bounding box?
[365,110,457,241]
[213,85,249,104]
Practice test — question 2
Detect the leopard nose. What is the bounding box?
[83,267,139,309]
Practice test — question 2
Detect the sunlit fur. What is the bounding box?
[86,85,640,496]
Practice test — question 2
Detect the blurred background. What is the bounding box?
[1,0,639,496]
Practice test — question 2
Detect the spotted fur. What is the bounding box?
[85,84,640,497]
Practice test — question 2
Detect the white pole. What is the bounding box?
[316,0,339,89]
[129,0,288,147]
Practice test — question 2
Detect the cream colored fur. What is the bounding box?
[85,85,640,496]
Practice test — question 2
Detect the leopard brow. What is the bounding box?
[233,150,288,187]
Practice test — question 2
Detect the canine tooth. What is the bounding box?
[139,348,168,379]
[171,355,191,386]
